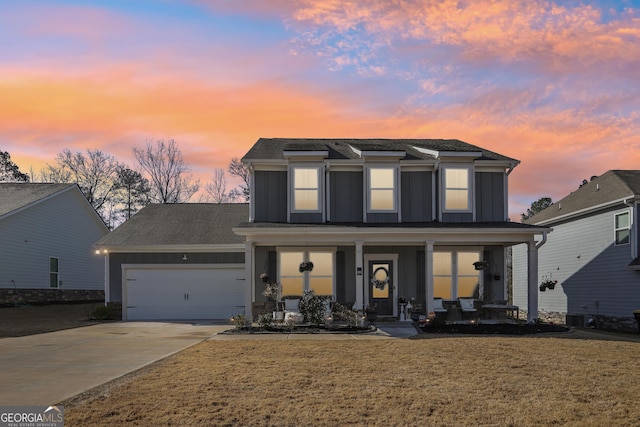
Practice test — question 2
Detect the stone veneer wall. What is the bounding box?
[0,288,104,306]
[519,309,639,333]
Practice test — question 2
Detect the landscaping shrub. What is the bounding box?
[90,305,117,320]
[298,290,329,326]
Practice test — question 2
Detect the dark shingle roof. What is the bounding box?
[243,138,518,162]
[0,183,76,218]
[95,203,249,247]
[526,170,640,225]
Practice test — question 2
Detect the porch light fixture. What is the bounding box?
[182,254,188,261]
[356,267,363,276]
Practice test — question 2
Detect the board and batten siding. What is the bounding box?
[513,206,640,318]
[401,171,432,222]
[0,187,107,291]
[475,172,506,222]
[253,171,287,223]
[330,171,363,223]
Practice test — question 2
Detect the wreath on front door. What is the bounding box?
[371,266,390,290]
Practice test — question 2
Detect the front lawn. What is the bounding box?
[65,335,640,426]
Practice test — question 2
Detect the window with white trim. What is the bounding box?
[368,167,397,212]
[279,250,335,297]
[433,250,481,299]
[443,166,472,211]
[291,166,321,212]
[615,211,630,245]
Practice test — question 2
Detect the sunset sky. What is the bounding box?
[1,0,639,218]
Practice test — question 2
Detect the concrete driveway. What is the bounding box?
[0,321,228,405]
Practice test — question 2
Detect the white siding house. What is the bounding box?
[0,183,109,305]
[513,170,640,331]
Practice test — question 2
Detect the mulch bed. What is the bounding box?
[419,321,570,335]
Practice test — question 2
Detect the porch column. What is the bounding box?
[244,240,254,321]
[355,241,364,310]
[425,241,434,314]
[527,240,539,323]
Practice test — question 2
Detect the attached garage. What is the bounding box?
[124,265,245,320]
[94,204,250,321]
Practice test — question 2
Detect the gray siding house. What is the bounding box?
[95,138,548,321]
[513,170,640,331]
[0,183,109,305]
[236,138,548,321]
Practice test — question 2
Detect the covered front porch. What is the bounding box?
[233,223,549,323]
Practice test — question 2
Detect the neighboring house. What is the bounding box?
[94,204,248,320]
[0,183,109,305]
[95,138,548,321]
[513,170,640,332]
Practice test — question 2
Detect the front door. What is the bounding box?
[368,259,395,316]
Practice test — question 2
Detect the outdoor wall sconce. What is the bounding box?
[182,254,188,261]
[299,261,314,272]
[356,267,363,276]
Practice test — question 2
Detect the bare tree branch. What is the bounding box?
[228,157,250,202]
[133,139,199,203]
[205,168,228,203]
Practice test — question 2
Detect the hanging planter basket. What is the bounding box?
[473,260,489,271]
[299,261,314,273]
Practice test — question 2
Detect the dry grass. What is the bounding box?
[65,336,640,426]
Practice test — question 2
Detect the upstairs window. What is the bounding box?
[368,167,397,212]
[615,211,630,245]
[443,167,471,212]
[291,166,321,212]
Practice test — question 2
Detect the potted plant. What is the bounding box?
[365,304,378,322]
[262,282,283,320]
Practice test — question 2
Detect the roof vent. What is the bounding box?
[596,183,599,191]
[558,203,562,210]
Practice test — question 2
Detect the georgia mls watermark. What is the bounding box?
[0,406,64,427]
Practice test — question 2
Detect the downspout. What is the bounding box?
[536,230,548,249]
[433,162,439,222]
[505,162,517,221]
[623,197,636,258]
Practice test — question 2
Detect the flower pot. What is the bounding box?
[539,284,546,292]
[273,311,284,321]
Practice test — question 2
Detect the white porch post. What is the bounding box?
[425,241,434,314]
[355,241,364,310]
[244,240,254,321]
[527,240,539,323]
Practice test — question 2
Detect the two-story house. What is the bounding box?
[235,138,548,321]
[95,138,548,322]
[512,170,640,331]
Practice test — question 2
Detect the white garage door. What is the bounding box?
[124,265,245,320]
